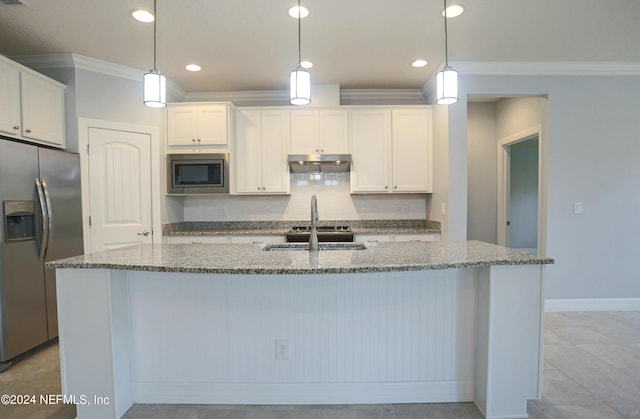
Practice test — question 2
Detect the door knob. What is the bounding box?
[138,230,150,236]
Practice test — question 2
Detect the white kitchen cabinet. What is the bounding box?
[356,233,440,242]
[167,103,232,149]
[394,233,440,242]
[290,109,349,155]
[350,109,392,192]
[355,234,393,243]
[235,109,290,194]
[350,107,432,194]
[0,60,21,138]
[392,108,433,192]
[0,56,65,148]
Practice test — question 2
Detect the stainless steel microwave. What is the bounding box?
[167,154,229,194]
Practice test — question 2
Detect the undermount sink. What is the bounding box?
[262,243,367,251]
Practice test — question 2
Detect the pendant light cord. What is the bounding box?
[443,0,448,67]
[297,0,302,66]
[153,0,158,70]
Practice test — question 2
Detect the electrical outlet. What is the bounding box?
[275,339,288,360]
[396,204,409,214]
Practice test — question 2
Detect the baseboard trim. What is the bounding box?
[134,381,474,405]
[545,298,640,312]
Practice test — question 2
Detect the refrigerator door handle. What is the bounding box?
[35,178,49,260]
[41,180,54,259]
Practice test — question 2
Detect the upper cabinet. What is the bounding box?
[166,103,233,150]
[290,109,349,155]
[350,109,392,192]
[391,108,433,192]
[350,107,432,194]
[234,109,290,195]
[0,56,65,148]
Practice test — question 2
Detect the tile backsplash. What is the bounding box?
[182,173,429,222]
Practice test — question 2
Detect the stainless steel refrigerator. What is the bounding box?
[0,138,83,371]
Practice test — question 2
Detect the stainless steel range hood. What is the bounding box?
[288,154,351,173]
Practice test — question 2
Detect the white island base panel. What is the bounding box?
[56,265,544,419]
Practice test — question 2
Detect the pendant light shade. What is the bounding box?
[290,66,311,105]
[435,66,458,105]
[435,0,458,105]
[144,69,167,108]
[290,0,311,105]
[143,0,166,108]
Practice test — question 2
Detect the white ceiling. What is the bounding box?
[1,0,639,94]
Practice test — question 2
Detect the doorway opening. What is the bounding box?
[497,127,542,253]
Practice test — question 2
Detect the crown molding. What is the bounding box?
[10,53,185,101]
[454,61,640,76]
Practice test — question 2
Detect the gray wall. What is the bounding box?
[467,103,498,243]
[450,74,640,300]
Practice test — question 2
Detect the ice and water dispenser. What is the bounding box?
[3,201,36,242]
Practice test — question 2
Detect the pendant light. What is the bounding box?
[435,0,458,105]
[289,0,311,105]
[143,0,166,108]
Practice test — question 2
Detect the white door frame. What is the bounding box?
[78,117,162,254]
[497,125,545,253]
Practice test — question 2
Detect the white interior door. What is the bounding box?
[87,127,152,251]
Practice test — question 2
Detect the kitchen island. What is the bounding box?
[49,241,553,419]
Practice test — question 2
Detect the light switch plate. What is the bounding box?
[573,201,583,214]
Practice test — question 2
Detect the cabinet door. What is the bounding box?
[260,110,290,193]
[290,110,318,154]
[350,109,391,193]
[20,72,65,147]
[235,110,262,193]
[167,108,196,146]
[196,106,228,145]
[392,109,432,192]
[0,61,21,137]
[319,109,349,154]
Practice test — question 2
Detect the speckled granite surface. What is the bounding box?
[47,240,553,275]
[163,220,441,236]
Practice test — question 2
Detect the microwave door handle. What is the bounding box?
[35,178,49,260]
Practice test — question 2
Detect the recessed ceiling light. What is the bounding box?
[130,9,154,23]
[185,64,202,72]
[411,59,428,68]
[288,5,309,19]
[443,5,464,18]
[300,60,313,69]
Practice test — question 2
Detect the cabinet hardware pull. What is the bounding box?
[25,128,32,133]
[13,125,19,130]
[137,230,150,236]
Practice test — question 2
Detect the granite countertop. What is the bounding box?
[47,241,554,275]
[163,220,441,237]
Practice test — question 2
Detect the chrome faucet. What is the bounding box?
[309,195,319,252]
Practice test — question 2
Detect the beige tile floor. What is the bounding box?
[0,311,638,419]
